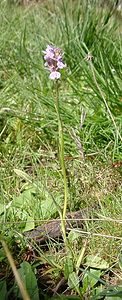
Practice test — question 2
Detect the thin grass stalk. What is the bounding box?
[70,229,122,241]
[89,60,122,143]
[76,239,87,275]
[1,240,30,300]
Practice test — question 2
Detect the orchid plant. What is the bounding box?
[43,45,68,248]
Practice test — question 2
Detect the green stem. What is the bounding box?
[54,82,68,245]
[1,240,30,300]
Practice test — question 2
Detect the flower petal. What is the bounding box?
[57,61,66,69]
[49,71,61,80]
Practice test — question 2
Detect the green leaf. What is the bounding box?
[68,229,81,242]
[39,194,62,219]
[64,257,74,279]
[12,181,62,220]
[97,287,122,299]
[13,189,34,209]
[82,269,102,293]
[85,255,109,269]
[119,256,122,271]
[0,248,6,262]
[14,169,31,182]
[68,272,80,294]
[0,202,12,216]
[14,261,39,300]
[0,204,4,215]
[0,280,7,300]
[23,215,35,232]
[105,297,122,300]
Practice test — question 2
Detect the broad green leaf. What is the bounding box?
[68,272,80,294]
[0,280,7,300]
[23,216,35,232]
[12,189,34,222]
[14,169,31,182]
[39,194,62,219]
[64,257,74,279]
[68,229,81,242]
[85,255,109,269]
[14,261,39,300]
[82,269,102,293]
[13,189,33,208]
[12,183,62,220]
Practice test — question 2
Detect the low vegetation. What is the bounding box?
[0,0,122,299]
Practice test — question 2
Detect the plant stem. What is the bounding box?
[54,81,69,245]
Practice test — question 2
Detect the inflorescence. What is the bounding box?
[43,45,66,80]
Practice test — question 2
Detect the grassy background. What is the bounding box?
[0,0,122,298]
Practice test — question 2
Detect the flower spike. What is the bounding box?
[43,45,66,80]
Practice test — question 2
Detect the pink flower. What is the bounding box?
[43,45,66,80]
[57,61,66,69]
[49,71,61,80]
[43,45,54,60]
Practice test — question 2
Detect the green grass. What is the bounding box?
[0,0,122,299]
